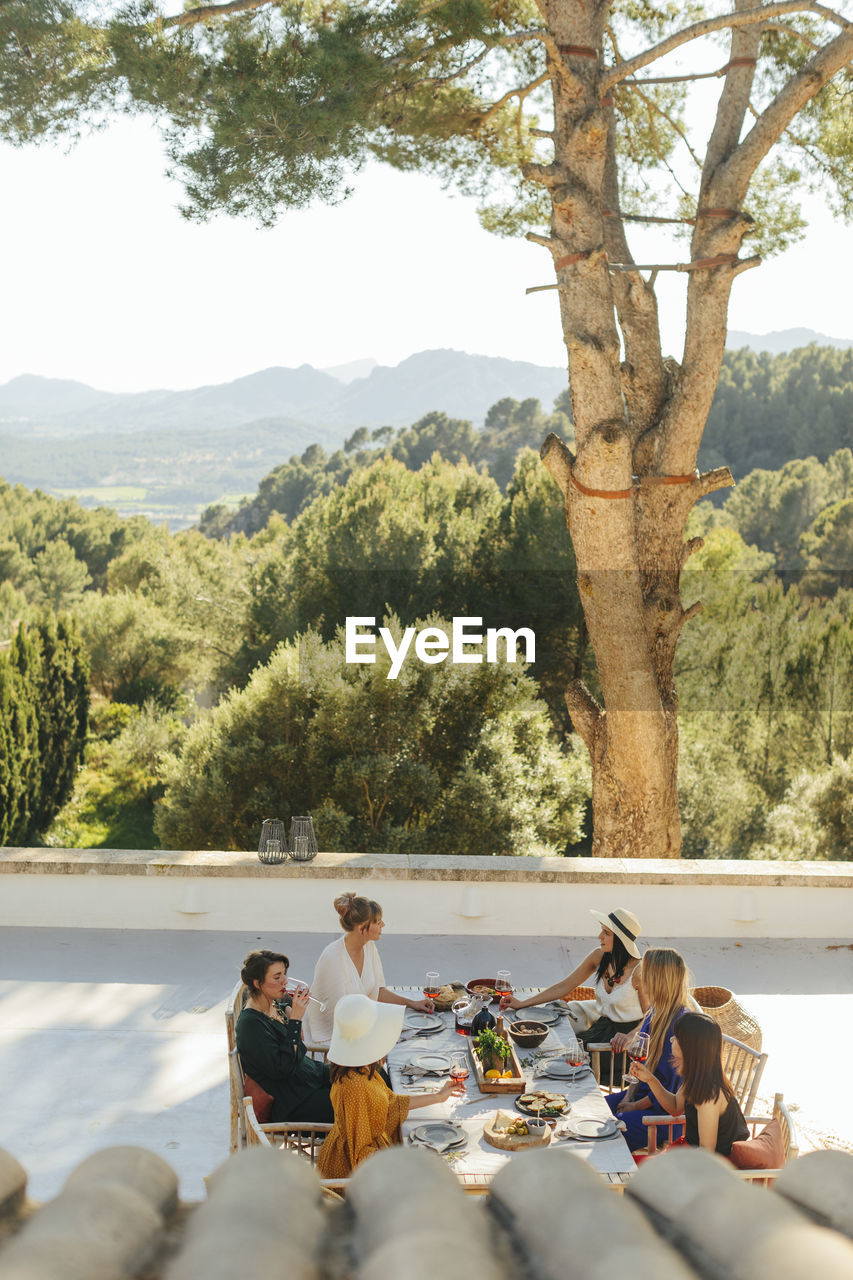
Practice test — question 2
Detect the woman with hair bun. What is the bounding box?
[303,892,434,1043]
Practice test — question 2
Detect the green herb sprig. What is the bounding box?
[474,1026,511,1063]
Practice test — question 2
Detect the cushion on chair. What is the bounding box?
[730,1117,784,1169]
[244,1075,274,1124]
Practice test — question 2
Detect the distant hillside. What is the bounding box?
[0,349,568,437]
[726,327,852,355]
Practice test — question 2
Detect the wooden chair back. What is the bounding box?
[226,981,248,1153]
[738,1092,799,1184]
[722,1033,768,1114]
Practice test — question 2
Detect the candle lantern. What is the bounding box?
[288,815,318,862]
[257,817,287,865]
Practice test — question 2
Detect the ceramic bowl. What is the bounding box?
[507,1020,549,1049]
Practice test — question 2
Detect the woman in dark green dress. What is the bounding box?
[236,949,333,1124]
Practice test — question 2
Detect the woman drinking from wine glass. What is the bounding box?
[502,908,647,1070]
[632,1011,749,1157]
[316,995,464,1179]
[235,949,333,1123]
[604,947,694,1150]
[303,892,435,1044]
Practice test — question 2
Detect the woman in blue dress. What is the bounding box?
[605,948,693,1150]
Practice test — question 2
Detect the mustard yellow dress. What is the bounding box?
[317,1068,411,1177]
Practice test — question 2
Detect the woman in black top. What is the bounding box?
[235,949,333,1124]
[633,1010,748,1156]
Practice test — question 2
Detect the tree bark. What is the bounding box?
[535,1,780,856]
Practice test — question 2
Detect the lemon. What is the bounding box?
[501,1069,514,1078]
[484,1069,501,1079]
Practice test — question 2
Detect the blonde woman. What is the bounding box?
[605,947,695,1151]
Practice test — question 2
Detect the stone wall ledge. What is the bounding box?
[1,848,851,888]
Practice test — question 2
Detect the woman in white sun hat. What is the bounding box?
[317,994,463,1178]
[501,908,648,1072]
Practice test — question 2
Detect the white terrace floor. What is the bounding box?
[0,927,851,1201]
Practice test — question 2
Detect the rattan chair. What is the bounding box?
[737,1093,799,1186]
[640,1033,769,1154]
[560,985,627,1093]
[226,981,248,1153]
[243,1098,345,1198]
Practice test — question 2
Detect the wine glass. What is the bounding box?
[565,1042,588,1072]
[424,971,440,1001]
[495,970,512,1005]
[450,1053,469,1085]
[624,1031,650,1083]
[282,977,327,1011]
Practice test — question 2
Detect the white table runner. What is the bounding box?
[387,998,635,1185]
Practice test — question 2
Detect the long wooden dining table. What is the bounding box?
[386,992,636,1193]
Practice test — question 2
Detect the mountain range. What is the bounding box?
[1,330,849,444]
[1,331,849,529]
[0,350,569,439]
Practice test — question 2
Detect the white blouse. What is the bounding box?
[593,968,643,1022]
[302,935,386,1043]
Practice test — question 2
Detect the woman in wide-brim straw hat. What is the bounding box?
[317,995,464,1178]
[502,908,648,1070]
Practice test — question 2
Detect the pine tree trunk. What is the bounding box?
[534,4,746,856]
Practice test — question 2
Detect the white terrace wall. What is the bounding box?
[1,850,850,937]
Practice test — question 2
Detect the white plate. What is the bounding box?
[404,1013,444,1034]
[563,1117,619,1140]
[537,1061,592,1081]
[410,1121,467,1152]
[408,1053,452,1073]
[520,1006,563,1025]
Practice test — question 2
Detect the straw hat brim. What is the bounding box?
[590,908,642,959]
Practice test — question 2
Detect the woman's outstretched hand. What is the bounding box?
[409,998,435,1014]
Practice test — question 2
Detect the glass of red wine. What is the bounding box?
[424,971,440,1002]
[624,1031,650,1084]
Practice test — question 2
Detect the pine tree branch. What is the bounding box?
[478,73,549,123]
[603,3,852,90]
[161,0,275,29]
[762,22,821,49]
[723,28,853,186]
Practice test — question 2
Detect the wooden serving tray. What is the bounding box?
[468,1033,526,1093]
[483,1111,551,1151]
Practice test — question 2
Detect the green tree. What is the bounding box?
[800,499,853,595]
[241,455,503,672]
[75,590,197,706]
[29,538,92,610]
[757,755,853,860]
[0,615,89,844]
[155,619,589,854]
[6,0,852,856]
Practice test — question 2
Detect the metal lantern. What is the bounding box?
[288,815,318,862]
[257,817,287,865]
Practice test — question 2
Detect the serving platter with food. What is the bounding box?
[515,1090,569,1118]
[466,979,499,1003]
[484,1110,551,1151]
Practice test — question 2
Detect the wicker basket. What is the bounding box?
[563,985,596,1003]
[689,985,762,1051]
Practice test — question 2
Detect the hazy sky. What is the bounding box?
[2,114,851,393]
